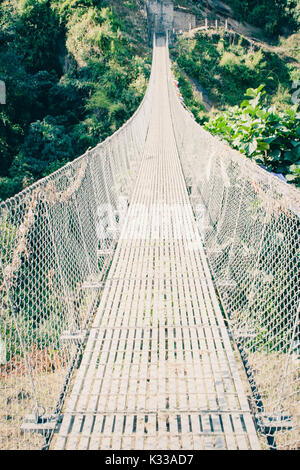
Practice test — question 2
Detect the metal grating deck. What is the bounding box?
[53,36,260,451]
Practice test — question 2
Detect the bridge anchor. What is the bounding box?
[255,414,293,449]
[21,414,61,435]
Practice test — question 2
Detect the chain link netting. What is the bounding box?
[168,56,299,450]
[0,53,156,450]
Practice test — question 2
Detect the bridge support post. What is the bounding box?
[255,415,293,450]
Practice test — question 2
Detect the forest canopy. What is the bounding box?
[0,0,150,201]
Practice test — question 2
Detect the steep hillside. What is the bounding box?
[174,0,300,39]
[0,0,151,201]
[170,1,300,186]
[171,30,300,114]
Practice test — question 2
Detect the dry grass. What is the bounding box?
[234,347,299,450]
[249,351,299,450]
[0,347,70,450]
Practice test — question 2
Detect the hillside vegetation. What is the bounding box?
[1,0,299,197]
[170,1,300,187]
[174,0,300,38]
[226,0,300,38]
[0,0,151,201]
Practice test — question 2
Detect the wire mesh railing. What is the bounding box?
[1,31,299,451]
[0,48,156,450]
[168,54,300,450]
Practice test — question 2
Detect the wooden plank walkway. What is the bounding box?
[53,36,260,450]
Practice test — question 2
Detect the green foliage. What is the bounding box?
[18,116,74,179]
[0,0,150,201]
[226,0,300,37]
[14,0,63,74]
[124,1,138,11]
[0,217,66,361]
[172,29,300,187]
[65,6,123,65]
[204,86,300,186]
[173,0,203,17]
[171,32,295,111]
[279,30,300,64]
[172,64,207,124]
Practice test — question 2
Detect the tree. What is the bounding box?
[17,116,74,180]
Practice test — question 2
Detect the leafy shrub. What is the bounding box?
[205,86,300,186]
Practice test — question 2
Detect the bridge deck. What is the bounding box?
[53,37,260,450]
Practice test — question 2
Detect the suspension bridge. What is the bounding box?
[0,34,299,451]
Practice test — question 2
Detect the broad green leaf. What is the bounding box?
[241,100,250,108]
[257,141,270,151]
